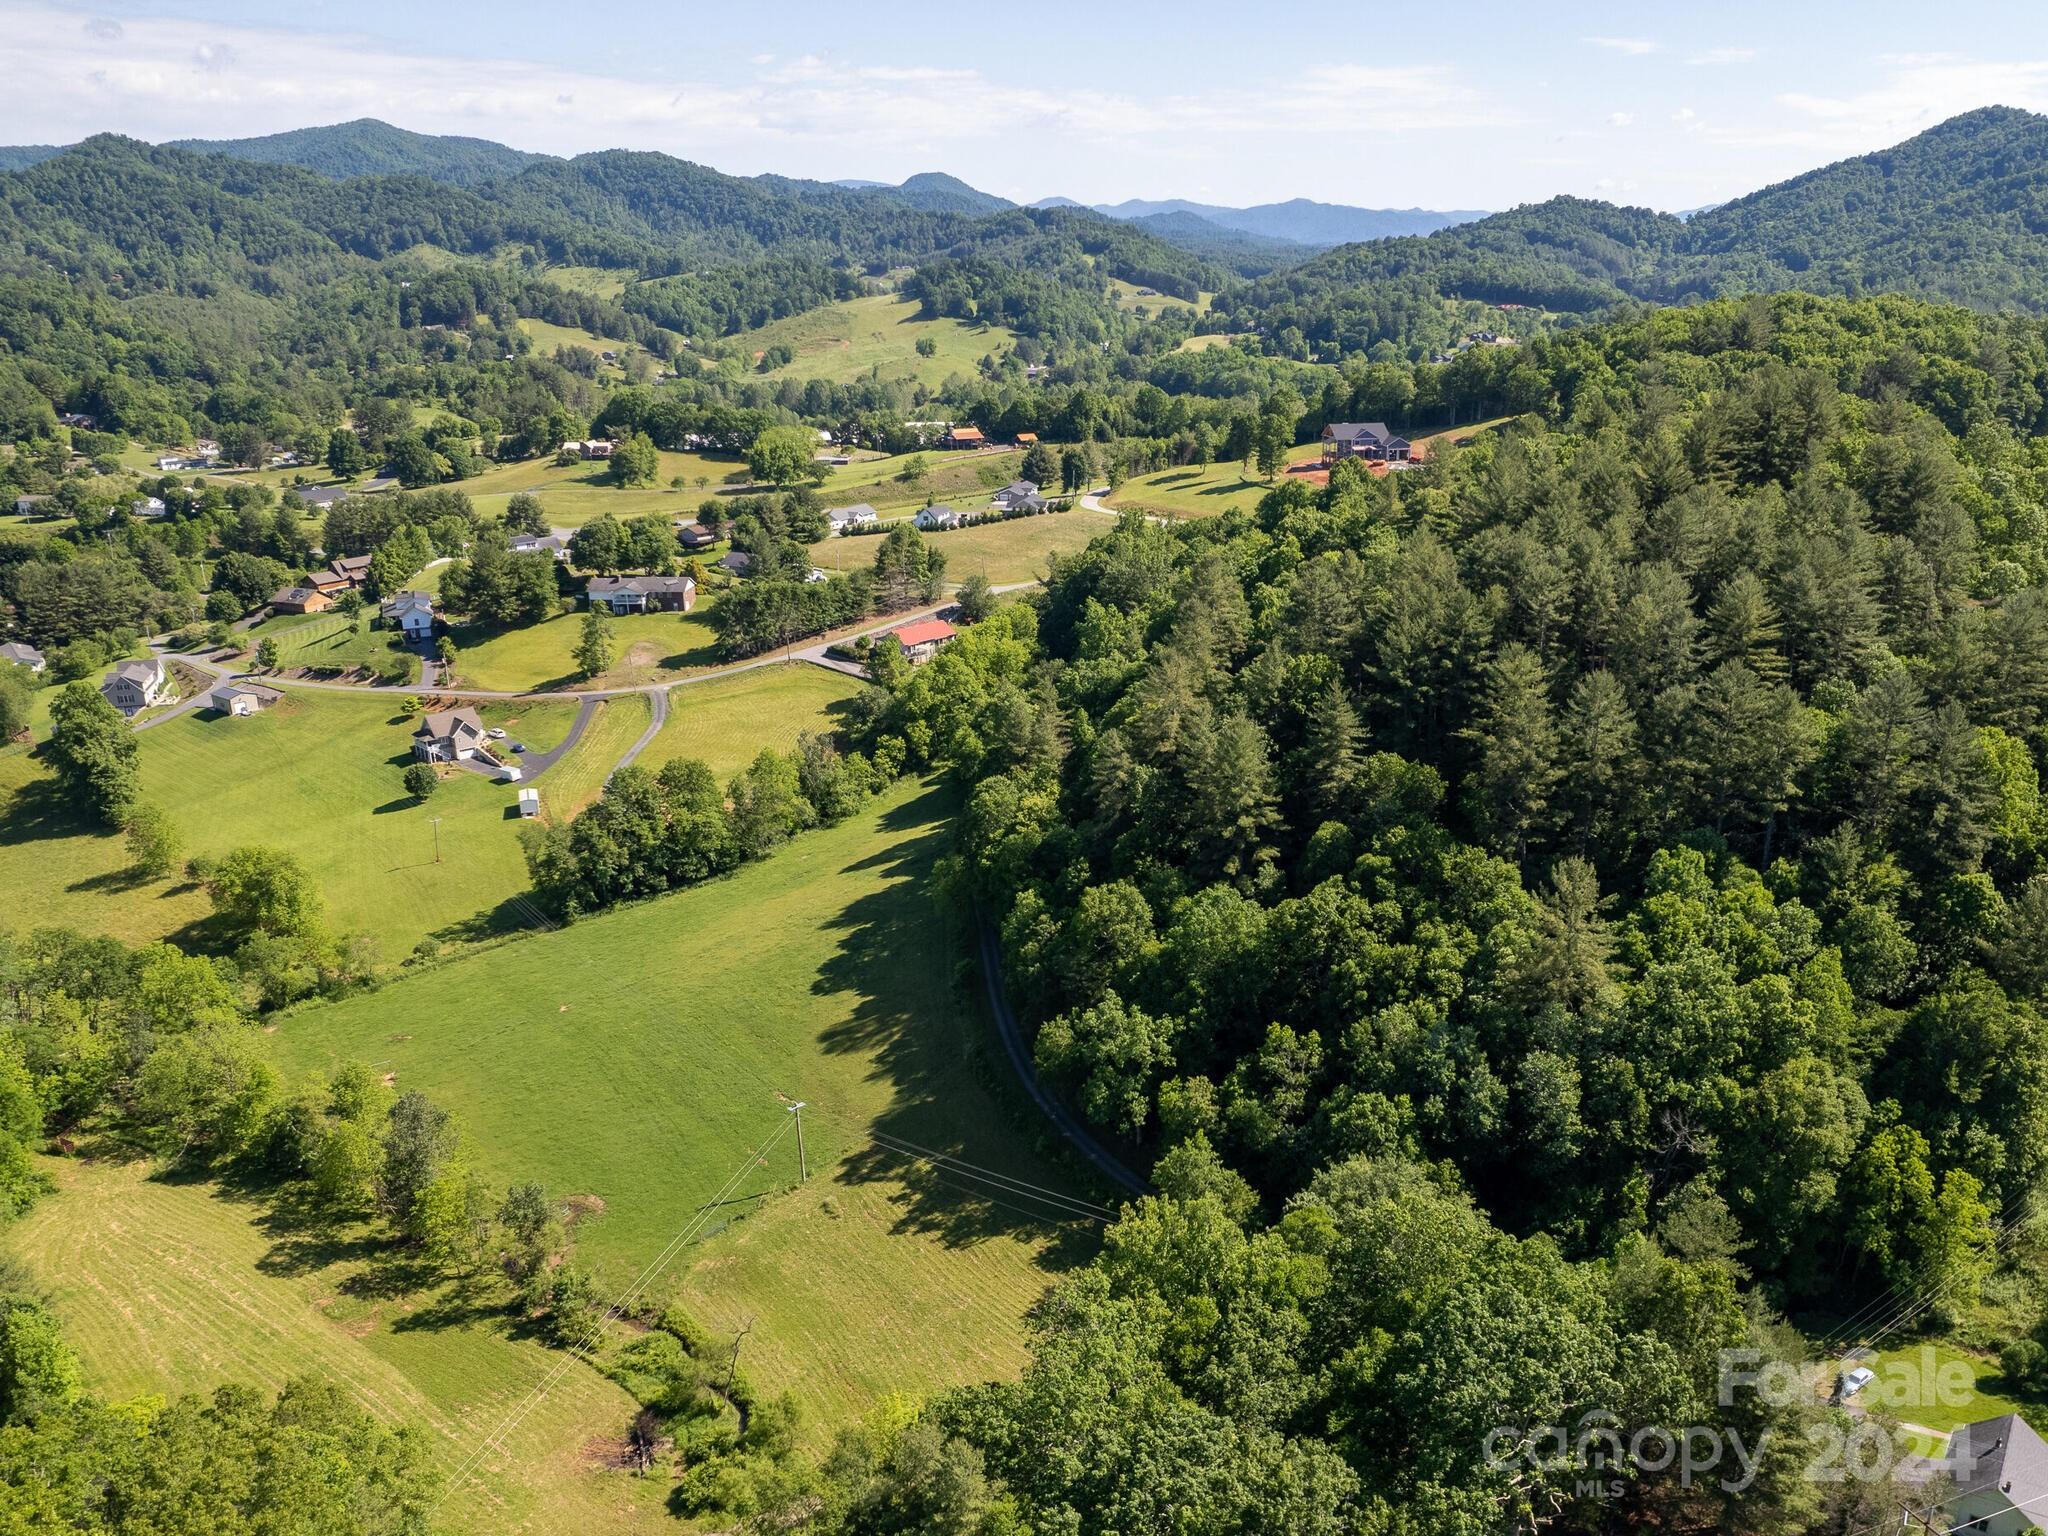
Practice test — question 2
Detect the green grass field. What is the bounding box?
[807,512,1101,588]
[451,608,721,693]
[531,694,652,817]
[0,690,531,955]
[1104,443,1325,519]
[0,1156,666,1536]
[249,612,421,683]
[1109,278,1213,316]
[517,317,636,377]
[642,665,861,783]
[265,779,1098,1429]
[451,449,747,525]
[734,295,1013,388]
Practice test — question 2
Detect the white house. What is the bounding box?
[0,642,45,674]
[511,531,573,561]
[209,681,283,716]
[380,591,437,641]
[132,496,166,518]
[915,503,964,530]
[1946,1414,2048,1534]
[102,656,167,716]
[828,503,880,533]
[412,706,489,763]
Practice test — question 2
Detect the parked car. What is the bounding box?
[510,741,526,754]
[487,727,507,739]
[1836,1366,1875,1402]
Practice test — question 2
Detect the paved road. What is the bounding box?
[976,919,1148,1199]
[514,697,599,782]
[130,648,232,732]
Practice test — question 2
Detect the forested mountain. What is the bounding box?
[1091,194,1488,244]
[169,118,551,185]
[1126,210,1317,273]
[1219,107,2048,356]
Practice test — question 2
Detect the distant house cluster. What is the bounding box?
[1320,421,1414,463]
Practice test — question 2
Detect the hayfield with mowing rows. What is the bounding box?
[640,664,861,784]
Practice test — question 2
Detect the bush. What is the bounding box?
[403,763,439,800]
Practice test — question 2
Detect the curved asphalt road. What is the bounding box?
[977,919,1148,1199]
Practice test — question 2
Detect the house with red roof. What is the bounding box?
[887,617,957,664]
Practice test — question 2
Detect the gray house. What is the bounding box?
[0,641,45,674]
[412,706,488,763]
[992,480,1046,513]
[1320,421,1413,462]
[102,656,167,716]
[828,503,880,533]
[1946,1414,2048,1534]
[586,574,697,614]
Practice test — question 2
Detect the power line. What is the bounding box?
[864,1129,1115,1223]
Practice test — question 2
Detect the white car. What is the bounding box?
[487,727,507,739]
[1837,1366,1875,1401]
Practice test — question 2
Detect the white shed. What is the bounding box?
[517,788,541,817]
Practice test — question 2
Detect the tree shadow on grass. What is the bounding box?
[806,780,1102,1273]
[67,865,155,895]
[0,768,112,848]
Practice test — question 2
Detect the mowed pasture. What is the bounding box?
[0,690,532,955]
[453,447,747,525]
[528,694,652,818]
[1104,442,1326,519]
[734,293,1013,388]
[0,1156,668,1536]
[806,511,1102,588]
[451,607,721,693]
[265,779,1100,1429]
[641,665,861,783]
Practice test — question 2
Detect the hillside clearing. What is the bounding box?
[639,664,861,783]
[732,294,1013,388]
[451,607,722,693]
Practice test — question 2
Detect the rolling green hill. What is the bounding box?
[170,118,551,185]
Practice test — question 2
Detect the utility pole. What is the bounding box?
[788,1101,808,1181]
[430,815,442,864]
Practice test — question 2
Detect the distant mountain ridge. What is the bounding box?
[1080,196,1489,246]
[169,118,551,186]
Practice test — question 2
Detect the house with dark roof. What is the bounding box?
[380,591,437,640]
[271,586,333,615]
[887,617,957,664]
[717,550,755,578]
[510,531,573,561]
[0,641,46,674]
[992,479,1046,513]
[586,575,697,614]
[102,656,167,716]
[288,484,351,510]
[1948,1413,2048,1532]
[412,706,489,763]
[1321,421,1413,463]
[676,522,718,552]
[828,503,880,533]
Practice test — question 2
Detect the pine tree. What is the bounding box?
[1459,643,1561,863]
[1292,679,1365,825]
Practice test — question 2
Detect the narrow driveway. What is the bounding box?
[513,697,599,781]
[977,919,1148,1199]
[606,689,667,783]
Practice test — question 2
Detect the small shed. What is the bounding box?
[517,787,541,818]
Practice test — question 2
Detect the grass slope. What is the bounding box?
[0,1156,665,1536]
[452,608,721,693]
[264,779,1095,1428]
[0,691,531,954]
[736,295,1012,388]
[531,694,652,817]
[642,665,860,783]
[808,512,1101,588]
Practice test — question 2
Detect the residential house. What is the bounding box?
[306,569,352,596]
[675,522,717,552]
[511,531,573,561]
[586,574,697,614]
[1946,1414,2048,1534]
[131,496,166,518]
[1320,421,1413,462]
[804,567,830,584]
[939,425,986,450]
[380,591,438,640]
[102,656,167,716]
[412,706,489,763]
[57,412,95,430]
[717,550,755,578]
[193,438,220,458]
[328,554,373,588]
[270,585,333,615]
[11,494,48,517]
[561,438,615,460]
[915,504,964,530]
[289,484,351,510]
[828,503,880,534]
[992,479,1046,513]
[209,681,283,716]
[0,642,46,674]
[888,617,957,664]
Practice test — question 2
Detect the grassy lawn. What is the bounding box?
[810,511,1100,589]
[533,695,652,817]
[1105,443,1324,519]
[517,317,636,377]
[733,294,1012,388]
[453,449,746,525]
[0,691,532,955]
[1110,278,1213,316]
[642,665,861,783]
[265,779,1098,1431]
[451,607,722,693]
[0,1156,666,1536]
[1174,332,1244,352]
[476,697,581,755]
[1863,1340,2042,1433]
[248,611,420,684]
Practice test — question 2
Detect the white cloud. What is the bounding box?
[81,16,120,42]
[1671,107,1702,131]
[1584,36,1659,56]
[191,42,236,75]
[1688,47,1756,66]
[1607,112,1635,127]
[1767,56,2048,146]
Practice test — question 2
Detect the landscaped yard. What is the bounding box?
[641,665,861,783]
[264,778,1101,1432]
[732,293,1013,389]
[451,607,722,692]
[248,611,421,683]
[0,1156,666,1536]
[0,690,532,955]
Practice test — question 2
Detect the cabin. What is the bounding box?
[412,706,489,763]
[915,504,964,530]
[586,574,697,614]
[209,681,283,717]
[270,586,333,615]
[0,642,46,674]
[939,425,986,450]
[380,591,437,640]
[887,617,958,664]
[329,554,373,588]
[1321,421,1413,462]
[102,656,167,716]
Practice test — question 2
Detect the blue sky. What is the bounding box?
[8,0,2048,210]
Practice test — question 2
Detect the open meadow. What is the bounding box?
[451,606,722,692]
[807,509,1102,587]
[731,293,1013,388]
[264,778,1102,1431]
[641,664,861,783]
